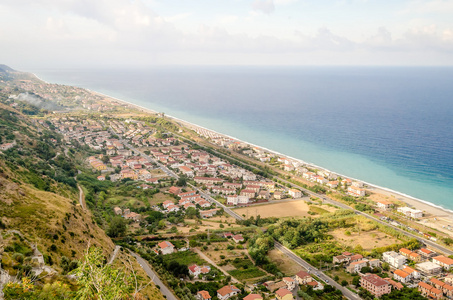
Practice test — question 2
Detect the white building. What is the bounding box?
[397,207,423,218]
[382,251,407,269]
[348,186,366,197]
[226,195,250,206]
[288,189,302,198]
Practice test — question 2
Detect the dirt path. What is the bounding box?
[193,248,240,284]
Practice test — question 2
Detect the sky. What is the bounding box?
[1,0,453,68]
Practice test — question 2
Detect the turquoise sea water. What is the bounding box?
[33,67,453,210]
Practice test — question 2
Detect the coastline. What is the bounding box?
[30,72,453,235]
[92,87,453,216]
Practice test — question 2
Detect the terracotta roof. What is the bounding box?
[362,274,389,287]
[420,248,433,255]
[399,248,412,255]
[402,266,417,274]
[243,294,263,300]
[283,277,295,282]
[350,254,363,261]
[275,288,292,297]
[394,269,410,278]
[296,270,310,279]
[197,290,211,300]
[434,255,453,265]
[217,285,238,297]
[419,282,433,290]
[430,278,445,287]
[431,287,442,295]
[158,241,174,249]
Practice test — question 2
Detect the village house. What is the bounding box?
[168,186,181,195]
[360,274,391,298]
[327,181,339,188]
[113,207,122,215]
[227,195,250,206]
[240,189,256,198]
[124,212,141,222]
[282,277,296,291]
[384,278,404,291]
[242,294,263,300]
[419,248,436,259]
[273,191,284,200]
[348,186,366,197]
[275,288,293,300]
[433,255,453,270]
[349,254,364,263]
[288,189,302,198]
[333,255,350,265]
[383,251,407,269]
[195,176,224,185]
[217,285,240,300]
[376,200,393,211]
[347,260,369,274]
[157,241,175,255]
[196,290,211,300]
[295,270,312,285]
[397,206,423,218]
[232,234,244,244]
[418,282,443,300]
[188,264,211,277]
[200,209,219,218]
[393,269,411,284]
[416,261,443,275]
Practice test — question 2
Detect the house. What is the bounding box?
[307,280,323,290]
[200,209,219,218]
[350,254,364,263]
[369,259,381,268]
[393,269,411,283]
[433,255,453,270]
[419,248,436,258]
[240,189,256,198]
[402,266,420,279]
[416,261,442,275]
[275,288,293,300]
[418,282,443,300]
[360,274,391,298]
[333,255,350,264]
[243,294,263,300]
[196,290,211,300]
[327,181,338,188]
[167,204,180,212]
[163,200,175,209]
[97,175,105,181]
[217,285,240,300]
[376,200,393,211]
[273,191,284,200]
[347,260,369,274]
[282,277,296,291]
[189,264,211,277]
[264,281,287,292]
[382,251,407,269]
[348,186,365,197]
[157,241,175,255]
[397,206,423,218]
[232,234,244,244]
[113,207,122,215]
[227,195,250,206]
[195,177,224,185]
[384,278,403,290]
[295,270,312,285]
[169,186,181,195]
[124,212,141,222]
[288,189,302,198]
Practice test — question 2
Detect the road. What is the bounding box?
[129,250,178,300]
[274,243,360,300]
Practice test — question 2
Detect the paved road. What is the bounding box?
[274,242,360,300]
[129,250,178,300]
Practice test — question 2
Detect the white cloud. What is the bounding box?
[252,0,275,14]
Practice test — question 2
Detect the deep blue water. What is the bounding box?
[33,67,453,209]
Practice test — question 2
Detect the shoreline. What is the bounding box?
[91,88,453,217]
[30,72,453,228]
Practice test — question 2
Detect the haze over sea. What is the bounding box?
[35,67,453,210]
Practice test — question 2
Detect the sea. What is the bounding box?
[33,66,453,210]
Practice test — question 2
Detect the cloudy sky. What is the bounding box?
[1,0,453,68]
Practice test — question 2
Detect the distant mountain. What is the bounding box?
[0,64,15,73]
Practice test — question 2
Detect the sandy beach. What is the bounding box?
[84,83,453,237]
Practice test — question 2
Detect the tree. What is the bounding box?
[107,217,127,238]
[341,280,348,286]
[72,247,143,300]
[352,276,360,287]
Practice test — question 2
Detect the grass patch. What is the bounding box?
[161,250,207,266]
[228,268,266,280]
[309,206,329,215]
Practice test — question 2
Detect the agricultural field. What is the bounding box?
[330,229,400,251]
[233,201,336,218]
